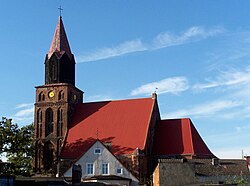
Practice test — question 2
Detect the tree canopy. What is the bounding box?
[0,117,34,176]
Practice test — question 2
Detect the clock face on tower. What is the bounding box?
[48,91,55,98]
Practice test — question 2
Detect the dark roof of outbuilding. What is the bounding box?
[157,158,249,177]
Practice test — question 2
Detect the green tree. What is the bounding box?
[0,117,34,176]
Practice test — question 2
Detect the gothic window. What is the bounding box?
[52,62,57,81]
[58,90,64,100]
[45,108,53,136]
[48,59,58,83]
[57,108,63,136]
[38,92,45,102]
[44,142,53,170]
[36,109,42,138]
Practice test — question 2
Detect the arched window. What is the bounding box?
[38,92,45,102]
[58,90,64,100]
[57,108,63,136]
[45,108,53,136]
[44,142,53,170]
[36,109,42,138]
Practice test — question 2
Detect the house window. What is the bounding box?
[116,168,123,174]
[86,163,94,175]
[102,163,109,175]
[94,148,101,154]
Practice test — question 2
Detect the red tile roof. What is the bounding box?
[48,16,72,60]
[60,98,155,159]
[153,118,215,158]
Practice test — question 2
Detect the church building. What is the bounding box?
[33,16,217,185]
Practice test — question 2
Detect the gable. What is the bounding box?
[61,97,156,159]
[63,140,139,183]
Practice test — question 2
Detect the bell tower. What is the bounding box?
[34,16,83,174]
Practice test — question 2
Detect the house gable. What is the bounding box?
[63,140,139,185]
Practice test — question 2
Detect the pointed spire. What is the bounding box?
[47,16,72,60]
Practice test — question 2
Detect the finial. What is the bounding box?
[154,87,158,93]
[58,6,63,17]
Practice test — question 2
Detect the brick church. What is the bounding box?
[33,16,217,184]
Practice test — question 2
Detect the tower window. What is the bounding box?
[45,108,53,136]
[58,90,64,100]
[37,110,42,138]
[38,92,45,102]
[57,108,63,136]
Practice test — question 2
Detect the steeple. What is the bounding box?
[47,16,72,60]
[45,16,75,85]
[34,16,83,173]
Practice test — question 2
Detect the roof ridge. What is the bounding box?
[142,97,156,149]
[84,97,153,104]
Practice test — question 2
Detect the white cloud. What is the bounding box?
[11,104,34,125]
[213,146,250,159]
[77,39,147,62]
[130,76,189,96]
[152,26,224,49]
[86,95,113,102]
[15,103,33,109]
[193,67,250,90]
[163,100,240,119]
[77,26,224,63]
[14,108,34,117]
[236,124,250,132]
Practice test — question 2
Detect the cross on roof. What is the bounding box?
[58,6,63,17]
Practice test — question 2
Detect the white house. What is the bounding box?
[64,140,139,186]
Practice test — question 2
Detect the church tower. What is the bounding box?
[34,16,83,173]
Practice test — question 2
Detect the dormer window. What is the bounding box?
[94,148,101,154]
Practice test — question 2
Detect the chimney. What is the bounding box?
[244,156,250,170]
[211,158,219,166]
[152,92,157,99]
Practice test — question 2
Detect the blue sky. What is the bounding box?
[0,0,250,159]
